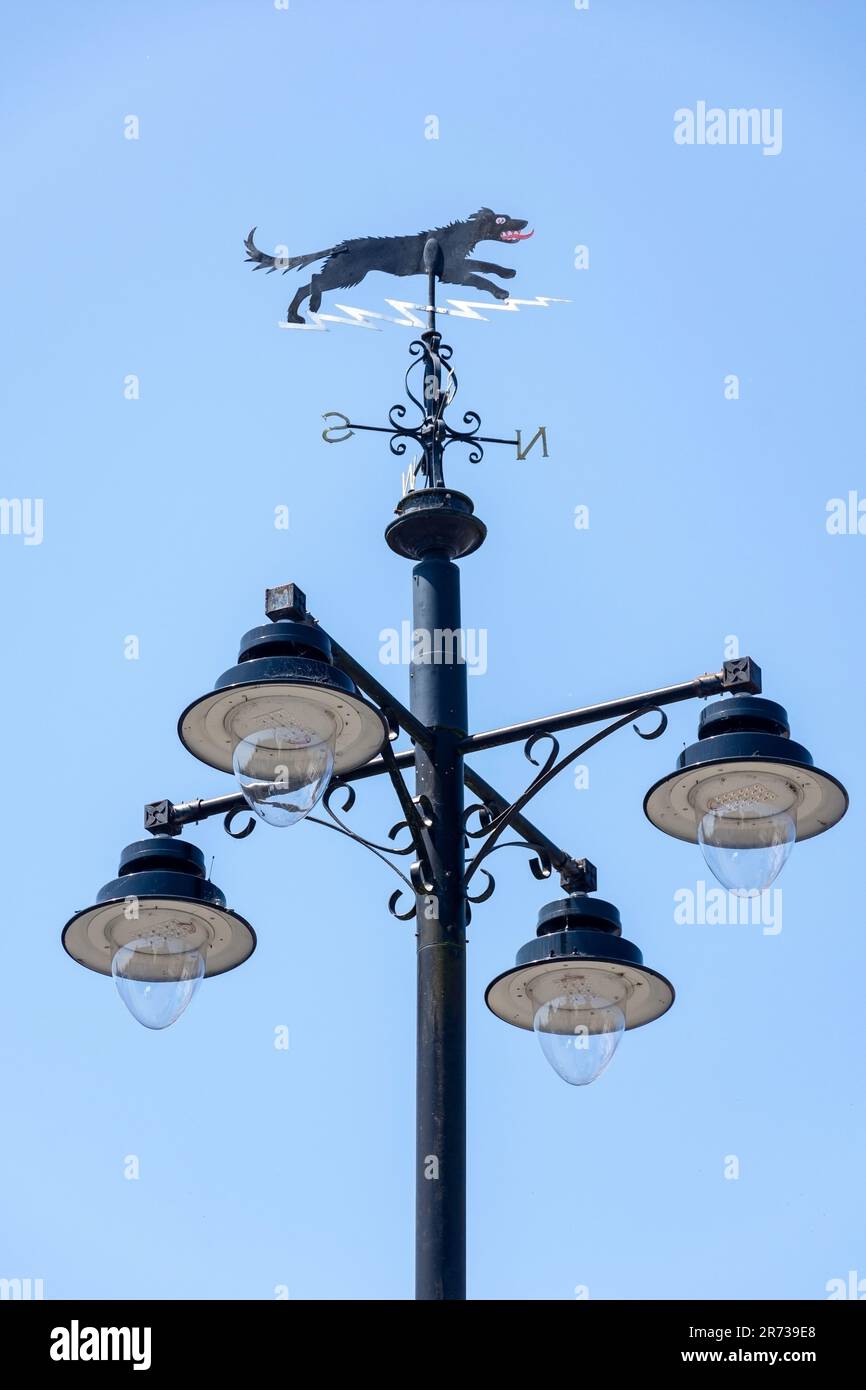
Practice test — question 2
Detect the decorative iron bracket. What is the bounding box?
[463,704,669,897]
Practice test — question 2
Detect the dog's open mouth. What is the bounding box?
[499,228,534,242]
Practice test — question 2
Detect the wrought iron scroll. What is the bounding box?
[224,806,256,839]
[322,335,522,475]
[304,743,436,924]
[463,703,668,892]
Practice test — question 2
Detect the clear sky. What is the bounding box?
[1,0,864,1300]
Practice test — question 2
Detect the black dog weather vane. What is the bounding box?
[243,208,551,498]
[244,207,535,324]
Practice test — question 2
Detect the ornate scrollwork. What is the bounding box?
[485,838,554,882]
[304,763,435,925]
[391,793,434,842]
[463,803,554,884]
[402,339,428,416]
[307,805,419,914]
[524,731,561,780]
[373,332,489,478]
[462,801,495,839]
[410,859,435,894]
[320,781,417,856]
[224,806,256,839]
[385,406,412,457]
[463,702,669,893]
[466,869,495,905]
[388,889,417,922]
[633,708,668,740]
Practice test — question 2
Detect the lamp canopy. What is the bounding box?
[485,893,674,1033]
[62,837,256,979]
[178,618,388,776]
[644,695,848,845]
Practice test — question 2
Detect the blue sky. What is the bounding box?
[1,0,864,1299]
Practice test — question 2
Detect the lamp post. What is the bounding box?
[62,242,848,1301]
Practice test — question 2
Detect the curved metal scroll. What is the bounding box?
[463,703,668,890]
[224,806,256,839]
[305,758,436,924]
[380,333,486,476]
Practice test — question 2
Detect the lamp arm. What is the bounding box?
[458,657,761,755]
[143,658,761,909]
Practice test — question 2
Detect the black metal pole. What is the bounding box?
[250,250,763,1302]
[408,242,467,1299]
[411,552,467,1300]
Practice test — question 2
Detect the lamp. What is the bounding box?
[644,696,848,894]
[178,611,387,825]
[62,837,255,1029]
[485,893,674,1086]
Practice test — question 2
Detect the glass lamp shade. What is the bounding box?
[230,700,337,826]
[692,770,797,894]
[111,930,207,1030]
[530,975,628,1086]
[486,896,674,1087]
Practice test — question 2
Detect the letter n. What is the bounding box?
[515,426,549,460]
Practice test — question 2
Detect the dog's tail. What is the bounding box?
[244,227,333,275]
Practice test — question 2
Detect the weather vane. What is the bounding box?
[244,207,536,324]
[243,207,553,501]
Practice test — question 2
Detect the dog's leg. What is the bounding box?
[444,272,510,301]
[464,258,516,279]
[287,281,312,324]
[307,263,367,314]
[308,273,326,314]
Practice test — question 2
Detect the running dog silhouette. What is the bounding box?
[244,209,534,323]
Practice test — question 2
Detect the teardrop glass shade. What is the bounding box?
[112,935,206,1030]
[533,992,625,1086]
[232,712,336,828]
[697,780,796,895]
